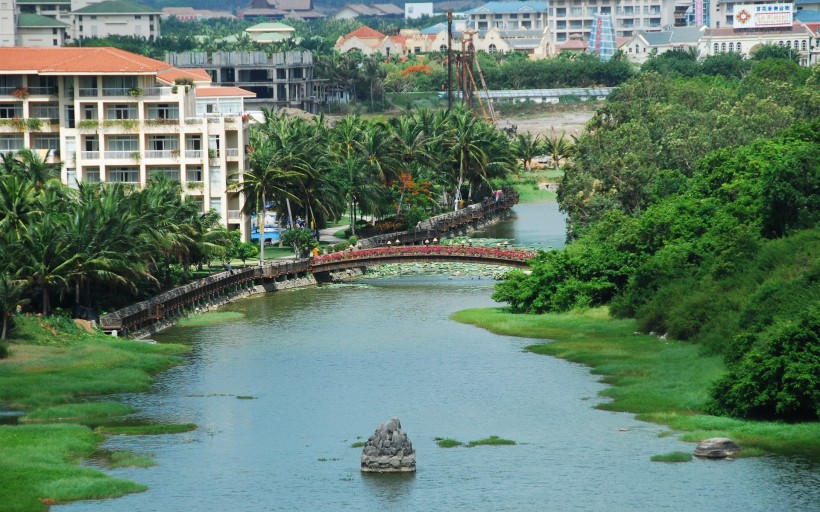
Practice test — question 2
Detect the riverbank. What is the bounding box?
[0,315,190,512]
[451,307,820,460]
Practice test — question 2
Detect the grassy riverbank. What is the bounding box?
[451,307,820,459]
[0,315,190,512]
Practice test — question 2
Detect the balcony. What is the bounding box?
[185,150,203,159]
[102,88,141,97]
[0,87,21,96]
[225,148,241,159]
[79,151,100,160]
[104,151,136,160]
[142,87,174,97]
[28,87,58,96]
[228,210,241,221]
[145,150,178,159]
[79,88,98,97]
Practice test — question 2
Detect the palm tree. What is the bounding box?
[232,111,308,263]
[20,214,76,315]
[543,129,574,170]
[512,132,545,172]
[0,233,28,340]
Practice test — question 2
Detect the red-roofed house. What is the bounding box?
[335,26,403,56]
[0,47,255,238]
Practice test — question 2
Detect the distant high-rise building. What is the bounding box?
[588,13,616,60]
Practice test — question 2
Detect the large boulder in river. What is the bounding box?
[693,438,742,459]
[361,417,416,473]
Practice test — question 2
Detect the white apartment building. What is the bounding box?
[465,0,686,45]
[0,0,159,46]
[0,47,252,238]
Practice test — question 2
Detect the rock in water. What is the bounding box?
[361,417,416,473]
[693,438,742,459]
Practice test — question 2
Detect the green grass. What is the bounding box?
[23,402,136,422]
[96,450,156,468]
[95,423,197,435]
[0,316,192,509]
[0,423,147,512]
[176,311,244,327]
[466,435,516,447]
[435,436,516,448]
[650,452,692,463]
[509,169,562,203]
[451,307,820,459]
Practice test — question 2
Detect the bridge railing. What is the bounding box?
[312,245,536,266]
[357,187,518,249]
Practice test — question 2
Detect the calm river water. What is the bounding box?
[59,202,819,512]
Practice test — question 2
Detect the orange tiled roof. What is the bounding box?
[0,47,171,74]
[195,87,256,98]
[343,26,386,40]
[157,67,212,84]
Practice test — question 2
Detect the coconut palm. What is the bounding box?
[19,214,77,315]
[543,129,574,170]
[512,132,545,172]
[232,111,308,262]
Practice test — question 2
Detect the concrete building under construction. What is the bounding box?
[165,51,322,113]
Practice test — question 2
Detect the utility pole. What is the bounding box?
[447,10,453,112]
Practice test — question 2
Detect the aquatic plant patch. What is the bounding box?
[650,452,692,463]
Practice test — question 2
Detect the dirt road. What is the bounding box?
[496,108,595,138]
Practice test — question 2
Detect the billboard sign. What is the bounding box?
[733,3,793,29]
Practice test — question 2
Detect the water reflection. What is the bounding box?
[361,472,416,503]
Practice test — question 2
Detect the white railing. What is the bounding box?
[185,150,203,158]
[228,210,241,221]
[79,88,98,97]
[145,150,177,159]
[225,148,240,157]
[104,151,134,159]
[80,151,100,160]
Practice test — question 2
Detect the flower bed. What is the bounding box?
[312,245,535,265]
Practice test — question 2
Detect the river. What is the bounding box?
[59,202,819,512]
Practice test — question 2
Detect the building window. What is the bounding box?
[801,40,807,51]
[108,167,139,183]
[83,167,100,183]
[33,135,60,151]
[721,42,726,52]
[556,7,566,16]
[187,165,203,182]
[0,105,23,119]
[30,103,59,121]
[736,42,742,52]
[148,165,180,181]
[146,103,179,120]
[148,136,178,151]
[106,104,137,120]
[0,135,24,154]
[135,15,141,19]
[488,44,497,53]
[729,42,734,52]
[107,136,139,152]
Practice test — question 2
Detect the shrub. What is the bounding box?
[707,306,820,422]
[332,241,350,252]
[0,342,8,359]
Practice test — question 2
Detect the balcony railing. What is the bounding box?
[228,210,241,221]
[145,150,178,159]
[80,151,100,160]
[28,87,58,96]
[185,150,203,158]
[225,148,240,157]
[102,88,140,97]
[79,88,98,97]
[104,151,135,159]
[142,87,174,96]
[0,87,22,96]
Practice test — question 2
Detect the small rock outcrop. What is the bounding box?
[360,417,416,473]
[693,437,742,459]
